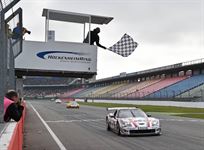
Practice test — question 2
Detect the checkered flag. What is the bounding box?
[108,34,138,57]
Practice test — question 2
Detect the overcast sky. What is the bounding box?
[12,0,204,79]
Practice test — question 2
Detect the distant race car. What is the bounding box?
[106,107,161,136]
[55,99,62,104]
[66,101,80,109]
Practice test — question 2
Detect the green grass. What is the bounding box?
[78,102,204,119]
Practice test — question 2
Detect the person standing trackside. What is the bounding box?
[12,22,31,39]
[3,90,24,122]
[83,27,107,49]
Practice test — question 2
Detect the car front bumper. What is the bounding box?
[66,106,79,108]
[120,127,161,135]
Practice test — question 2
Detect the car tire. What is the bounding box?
[156,132,162,136]
[106,119,110,131]
[156,129,162,136]
[116,122,121,136]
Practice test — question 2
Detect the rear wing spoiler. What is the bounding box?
[106,107,137,111]
[106,108,118,111]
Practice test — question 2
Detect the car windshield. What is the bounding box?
[118,109,147,118]
[131,109,147,118]
[71,101,77,105]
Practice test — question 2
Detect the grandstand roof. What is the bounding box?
[42,8,113,25]
[91,58,204,84]
[23,85,70,88]
[15,69,96,79]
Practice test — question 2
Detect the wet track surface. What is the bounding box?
[24,100,204,150]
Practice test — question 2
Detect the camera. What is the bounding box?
[26,30,31,34]
[23,27,31,35]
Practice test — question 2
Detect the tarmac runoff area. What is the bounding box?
[23,100,204,150]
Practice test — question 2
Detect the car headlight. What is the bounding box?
[120,120,132,127]
[152,120,159,126]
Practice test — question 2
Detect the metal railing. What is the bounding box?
[5,7,23,58]
[182,58,204,67]
[0,0,20,13]
[0,10,7,123]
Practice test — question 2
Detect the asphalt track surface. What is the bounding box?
[24,100,204,150]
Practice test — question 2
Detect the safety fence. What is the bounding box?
[0,0,22,123]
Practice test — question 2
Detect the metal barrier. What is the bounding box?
[7,102,26,150]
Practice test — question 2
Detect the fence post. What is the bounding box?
[201,89,204,101]
[8,39,16,89]
[0,11,7,123]
[16,78,23,98]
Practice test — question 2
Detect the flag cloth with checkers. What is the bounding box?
[108,33,138,57]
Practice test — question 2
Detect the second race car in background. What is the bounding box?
[66,101,80,109]
[55,99,62,104]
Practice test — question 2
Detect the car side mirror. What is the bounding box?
[109,113,114,118]
[147,114,151,117]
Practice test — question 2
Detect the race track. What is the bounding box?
[23,100,204,150]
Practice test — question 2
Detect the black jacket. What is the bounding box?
[4,103,24,122]
[83,31,106,49]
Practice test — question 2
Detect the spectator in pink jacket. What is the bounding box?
[4,90,24,122]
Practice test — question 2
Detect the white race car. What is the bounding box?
[55,99,62,104]
[106,107,161,136]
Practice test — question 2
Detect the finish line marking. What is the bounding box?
[45,118,204,123]
[29,102,67,150]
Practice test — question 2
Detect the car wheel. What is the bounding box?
[156,131,162,136]
[106,119,110,131]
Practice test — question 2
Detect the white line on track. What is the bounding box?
[160,118,204,122]
[29,102,67,150]
[46,119,104,123]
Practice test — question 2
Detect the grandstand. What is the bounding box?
[58,58,204,101]
[23,76,79,85]
[23,86,68,98]
[23,77,82,98]
[177,84,204,98]
[146,74,204,98]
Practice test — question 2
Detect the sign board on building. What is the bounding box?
[15,40,97,77]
